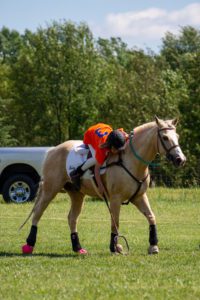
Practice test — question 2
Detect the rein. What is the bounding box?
[103,193,130,255]
[98,155,146,254]
[129,130,159,167]
[97,124,180,254]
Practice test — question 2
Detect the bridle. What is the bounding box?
[157,127,180,163]
[129,126,180,166]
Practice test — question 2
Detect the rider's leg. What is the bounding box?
[81,157,96,170]
[70,145,96,189]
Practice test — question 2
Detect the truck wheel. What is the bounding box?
[2,174,37,203]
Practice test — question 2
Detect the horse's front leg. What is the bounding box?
[109,199,121,253]
[133,193,159,254]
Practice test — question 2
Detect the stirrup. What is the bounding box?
[70,170,81,191]
[70,166,84,178]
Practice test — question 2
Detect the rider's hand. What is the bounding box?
[98,182,106,197]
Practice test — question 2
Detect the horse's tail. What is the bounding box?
[18,181,43,231]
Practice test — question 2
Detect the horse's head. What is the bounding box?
[155,116,186,167]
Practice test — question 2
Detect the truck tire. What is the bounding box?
[2,174,38,203]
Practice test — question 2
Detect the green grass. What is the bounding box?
[0,188,200,300]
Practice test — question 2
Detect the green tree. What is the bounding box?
[0,98,17,145]
[0,55,18,145]
[10,21,103,145]
[161,26,200,186]
[0,23,199,186]
[0,27,22,64]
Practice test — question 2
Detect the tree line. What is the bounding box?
[0,21,199,187]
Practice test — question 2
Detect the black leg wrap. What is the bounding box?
[71,232,82,252]
[110,232,118,252]
[149,224,158,245]
[26,225,37,247]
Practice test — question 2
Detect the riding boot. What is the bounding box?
[70,166,84,190]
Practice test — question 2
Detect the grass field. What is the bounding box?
[0,188,200,300]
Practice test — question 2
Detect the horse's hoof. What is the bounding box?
[22,244,34,254]
[77,248,88,254]
[115,244,123,254]
[110,244,124,255]
[148,245,159,255]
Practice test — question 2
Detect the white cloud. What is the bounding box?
[93,3,200,46]
[169,3,200,25]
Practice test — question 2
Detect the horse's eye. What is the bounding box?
[163,135,169,141]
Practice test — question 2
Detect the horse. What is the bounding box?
[20,116,186,255]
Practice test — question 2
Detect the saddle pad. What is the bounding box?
[66,141,89,177]
[66,141,106,177]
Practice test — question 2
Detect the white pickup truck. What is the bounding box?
[0,147,52,203]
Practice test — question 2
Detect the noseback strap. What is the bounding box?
[158,127,179,155]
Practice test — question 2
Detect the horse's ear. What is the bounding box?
[171,118,179,127]
[155,115,162,127]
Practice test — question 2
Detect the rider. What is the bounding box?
[70,123,128,195]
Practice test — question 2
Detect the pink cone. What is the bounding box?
[22,244,34,254]
[77,248,88,254]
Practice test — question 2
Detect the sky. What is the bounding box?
[1,0,200,52]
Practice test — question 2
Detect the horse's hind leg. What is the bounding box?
[133,193,159,254]
[22,181,58,254]
[67,191,87,254]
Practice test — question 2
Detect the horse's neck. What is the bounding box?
[125,122,157,176]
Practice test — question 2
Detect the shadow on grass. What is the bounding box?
[0,250,128,258]
[0,251,87,258]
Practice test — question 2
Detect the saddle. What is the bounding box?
[66,142,106,179]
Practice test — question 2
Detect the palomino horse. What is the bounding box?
[21,117,186,255]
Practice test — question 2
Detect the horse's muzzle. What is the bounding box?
[167,153,186,167]
[175,156,186,167]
